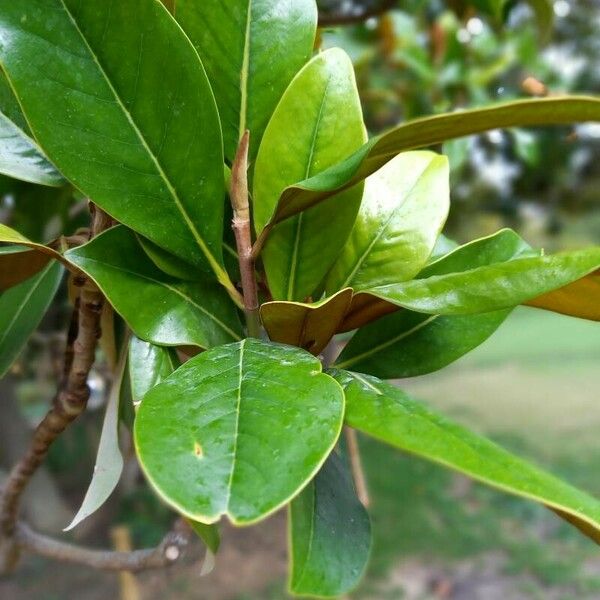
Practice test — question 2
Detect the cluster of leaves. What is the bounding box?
[1,0,600,597]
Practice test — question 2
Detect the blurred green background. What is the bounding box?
[1,0,599,598]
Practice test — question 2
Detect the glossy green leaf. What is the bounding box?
[0,0,230,286]
[325,152,449,293]
[136,235,197,281]
[65,345,128,531]
[177,0,317,161]
[265,96,600,228]
[0,70,29,134]
[128,336,179,407]
[135,339,345,524]
[336,309,510,378]
[66,226,242,349]
[0,261,63,378]
[254,48,367,301]
[0,110,64,186]
[261,288,353,356]
[369,247,600,316]
[332,370,600,544]
[187,519,220,555]
[289,451,371,597]
[339,228,532,333]
[336,229,533,376]
[0,223,71,291]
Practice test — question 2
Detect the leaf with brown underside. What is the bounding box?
[261,288,353,355]
[0,223,71,291]
[525,271,600,321]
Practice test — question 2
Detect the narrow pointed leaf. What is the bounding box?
[135,339,345,524]
[254,48,367,301]
[66,227,242,349]
[177,0,317,161]
[525,273,600,321]
[65,346,128,531]
[0,0,228,282]
[368,247,600,316]
[266,96,600,227]
[289,451,371,598]
[339,228,532,332]
[128,336,179,407]
[0,110,64,186]
[261,288,353,356]
[0,261,63,378]
[336,229,532,375]
[326,152,449,293]
[332,370,600,544]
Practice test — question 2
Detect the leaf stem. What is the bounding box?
[344,427,370,508]
[231,131,261,338]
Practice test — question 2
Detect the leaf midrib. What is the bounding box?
[59,0,224,279]
[72,256,241,342]
[339,158,435,289]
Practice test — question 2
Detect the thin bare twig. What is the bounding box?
[14,519,191,572]
[318,0,396,27]
[230,131,261,338]
[0,205,110,572]
[344,427,370,507]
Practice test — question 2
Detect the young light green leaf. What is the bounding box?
[0,111,64,186]
[368,247,600,316]
[332,370,600,544]
[66,226,242,349]
[325,151,450,293]
[0,261,63,378]
[128,336,179,407]
[336,229,532,376]
[266,96,600,228]
[254,48,367,301]
[0,0,230,287]
[65,344,128,531]
[135,339,345,525]
[177,0,317,161]
[289,451,371,598]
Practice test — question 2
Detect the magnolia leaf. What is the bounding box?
[0,223,70,291]
[128,336,179,407]
[0,111,64,186]
[367,247,600,316]
[332,370,600,545]
[266,96,600,227]
[177,0,317,161]
[336,309,510,378]
[0,0,231,288]
[289,451,371,598]
[261,288,353,356]
[326,152,449,293]
[135,339,344,524]
[336,229,532,376]
[339,228,532,332]
[0,261,63,378]
[136,235,198,281]
[65,344,128,531]
[66,226,242,349]
[254,48,367,301]
[525,273,600,321]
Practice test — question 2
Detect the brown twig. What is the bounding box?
[14,519,191,572]
[344,427,370,507]
[230,131,261,338]
[0,205,110,571]
[318,0,396,27]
